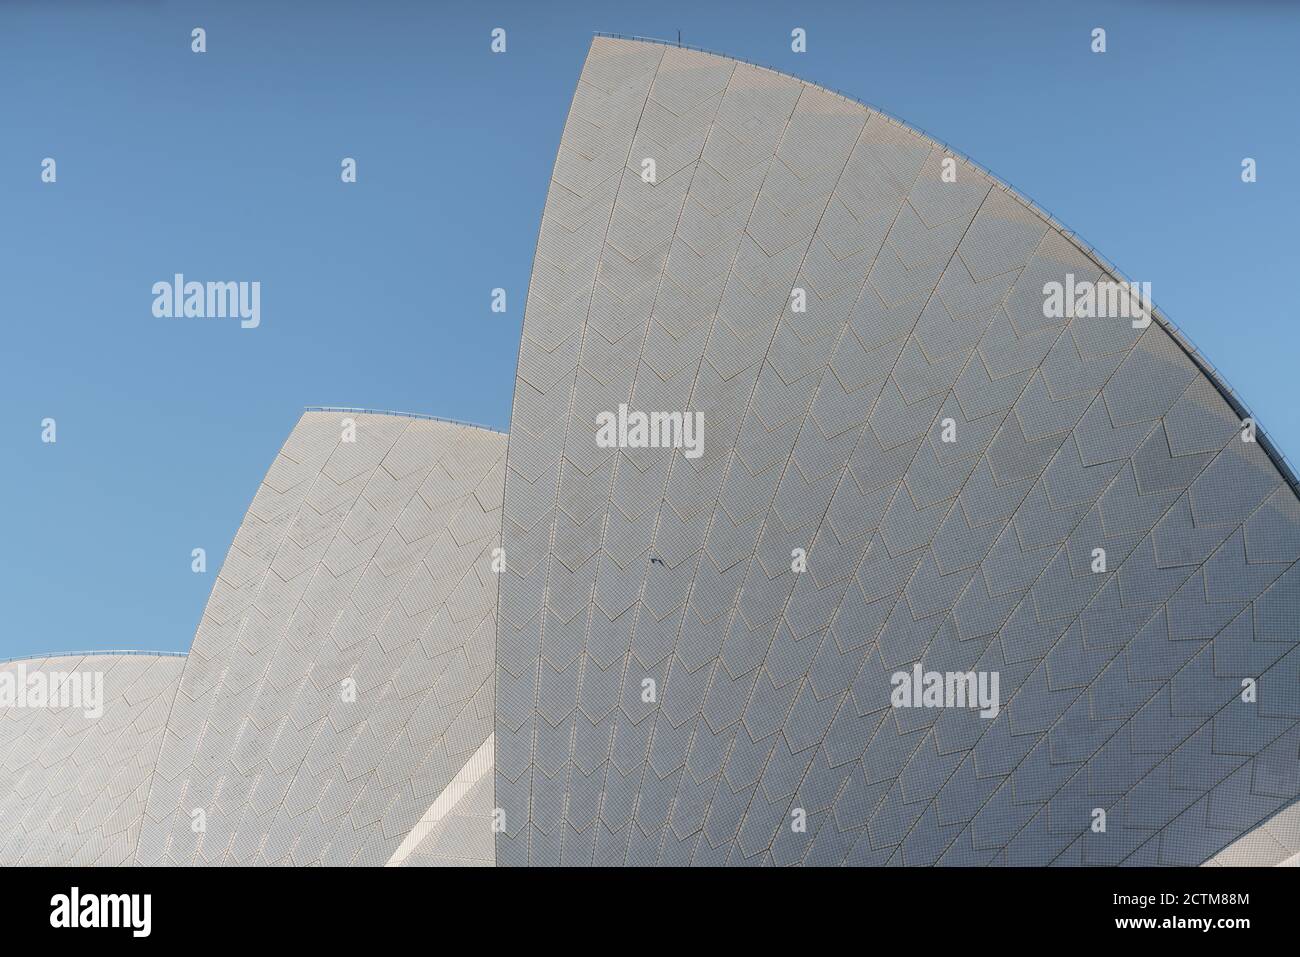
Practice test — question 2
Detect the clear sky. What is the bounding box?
[2,0,1297,659]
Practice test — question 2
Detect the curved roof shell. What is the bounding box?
[496,36,1300,866]
[137,411,504,866]
[0,653,184,865]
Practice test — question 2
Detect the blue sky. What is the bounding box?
[1,0,1297,659]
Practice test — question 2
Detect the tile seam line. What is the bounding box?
[1073,641,1300,868]
[235,439,502,866]
[684,127,966,865]
[657,145,992,865]
[572,71,813,866]
[880,389,1285,864]
[1037,587,1300,867]
[206,417,424,867]
[1037,551,1300,867]
[173,417,415,865]
[493,36,608,862]
[901,434,1293,866]
[793,255,1157,866]
[863,359,1208,862]
[592,74,814,868]
[506,69,800,858]
[596,80,814,867]
[714,174,1054,864]
[575,123,928,862]
[785,300,1071,858]
[340,673,499,866]
[261,529,500,867]
[303,444,505,863]
[736,183,1027,865]
[134,420,365,864]
[560,57,741,866]
[878,367,1245,859]
[198,416,421,863]
[679,104,905,867]
[875,413,1175,864]
[524,42,668,865]
[589,34,1300,498]
[503,37,1300,863]
[5,655,175,865]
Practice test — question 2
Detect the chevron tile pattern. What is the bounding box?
[0,654,184,865]
[136,411,505,866]
[497,36,1300,866]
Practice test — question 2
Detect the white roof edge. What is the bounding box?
[303,406,507,436]
[590,32,1300,498]
[0,650,187,665]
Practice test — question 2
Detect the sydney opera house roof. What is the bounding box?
[494,36,1300,867]
[3,38,1299,870]
[0,653,184,865]
[2,411,503,868]
[136,411,504,866]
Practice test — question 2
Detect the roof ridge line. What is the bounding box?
[303,406,507,436]
[590,31,1300,497]
[0,650,188,664]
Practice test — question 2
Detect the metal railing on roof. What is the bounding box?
[0,650,187,665]
[589,32,1300,497]
[303,406,506,436]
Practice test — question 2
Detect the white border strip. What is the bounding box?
[385,733,494,867]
